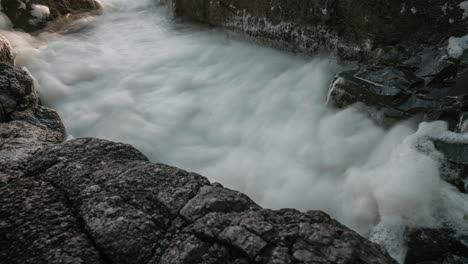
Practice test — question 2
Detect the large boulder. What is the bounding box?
[0,0,101,31]
[160,0,468,60]
[0,138,399,264]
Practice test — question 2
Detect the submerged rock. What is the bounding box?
[0,0,101,31]
[0,138,398,264]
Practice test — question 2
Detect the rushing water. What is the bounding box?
[2,0,468,261]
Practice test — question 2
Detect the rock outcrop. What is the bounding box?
[1,0,101,31]
[1,137,398,264]
[0,40,65,180]
[0,62,39,122]
[160,0,468,60]
[328,47,468,129]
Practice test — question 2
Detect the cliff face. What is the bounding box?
[160,0,468,60]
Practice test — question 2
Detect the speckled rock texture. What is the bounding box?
[0,35,14,65]
[0,137,398,264]
[0,53,65,182]
[0,62,38,122]
[0,0,102,31]
[160,0,468,60]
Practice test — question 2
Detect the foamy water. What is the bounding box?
[2,0,468,261]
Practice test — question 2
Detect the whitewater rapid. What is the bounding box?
[2,0,467,261]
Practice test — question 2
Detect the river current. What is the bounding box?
[2,0,467,261]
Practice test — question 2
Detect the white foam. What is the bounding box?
[29,4,49,26]
[448,34,468,58]
[31,4,50,19]
[461,1,468,19]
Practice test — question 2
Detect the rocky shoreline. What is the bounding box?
[1,0,468,264]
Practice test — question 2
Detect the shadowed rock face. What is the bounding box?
[328,48,468,129]
[405,228,468,264]
[0,51,65,182]
[0,0,101,31]
[0,62,38,122]
[160,0,468,60]
[328,46,468,193]
[0,137,398,264]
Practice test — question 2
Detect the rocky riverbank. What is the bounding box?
[1,0,468,264]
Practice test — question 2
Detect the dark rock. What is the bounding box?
[11,105,66,137]
[160,0,468,60]
[434,139,468,166]
[0,62,38,122]
[328,48,468,128]
[0,0,101,31]
[0,178,105,264]
[0,106,65,182]
[405,228,468,264]
[0,138,399,264]
[441,255,468,264]
[0,53,65,182]
[180,185,261,221]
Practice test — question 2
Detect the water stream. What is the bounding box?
[2,0,467,261]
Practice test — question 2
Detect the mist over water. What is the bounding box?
[4,0,468,261]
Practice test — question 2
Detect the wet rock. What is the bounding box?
[0,0,101,31]
[161,0,468,60]
[0,62,38,122]
[434,139,468,166]
[405,228,468,264]
[0,138,399,264]
[329,48,468,128]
